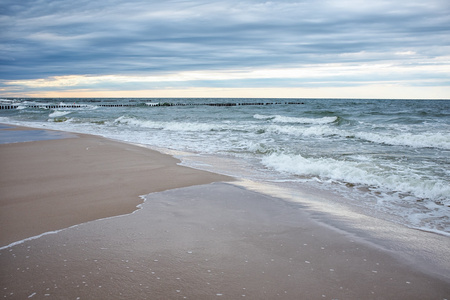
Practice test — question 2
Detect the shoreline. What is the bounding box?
[0,124,232,247]
[1,124,449,298]
[2,182,449,299]
[233,179,450,282]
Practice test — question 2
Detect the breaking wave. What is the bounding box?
[254,114,338,124]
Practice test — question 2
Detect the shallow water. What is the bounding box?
[1,183,449,299]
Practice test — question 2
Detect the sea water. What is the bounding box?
[1,98,449,234]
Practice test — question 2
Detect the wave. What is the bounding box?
[354,131,450,150]
[115,115,450,150]
[261,153,450,203]
[49,110,71,118]
[254,114,338,124]
[114,116,231,132]
[264,123,450,150]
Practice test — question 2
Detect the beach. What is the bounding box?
[0,125,231,247]
[1,125,449,299]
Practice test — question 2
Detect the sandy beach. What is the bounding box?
[1,125,449,299]
[0,125,231,247]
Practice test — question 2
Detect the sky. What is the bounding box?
[1,0,449,99]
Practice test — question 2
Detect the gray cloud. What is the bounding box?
[1,0,449,87]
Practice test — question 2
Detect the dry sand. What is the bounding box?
[0,126,231,247]
[1,125,449,299]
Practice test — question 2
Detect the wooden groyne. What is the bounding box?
[0,105,19,110]
[0,101,305,110]
[0,104,145,110]
[146,101,305,107]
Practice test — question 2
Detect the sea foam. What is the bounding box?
[49,111,71,118]
[261,153,450,203]
[254,114,337,124]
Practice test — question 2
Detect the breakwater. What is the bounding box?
[0,101,304,110]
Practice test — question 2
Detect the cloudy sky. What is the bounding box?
[1,0,449,98]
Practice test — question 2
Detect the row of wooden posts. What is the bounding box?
[0,101,305,110]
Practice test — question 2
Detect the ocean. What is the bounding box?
[1,98,449,235]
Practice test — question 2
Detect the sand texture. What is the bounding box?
[0,130,231,247]
[1,183,449,299]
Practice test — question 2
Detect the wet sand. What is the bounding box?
[1,183,449,299]
[0,125,231,247]
[1,125,449,299]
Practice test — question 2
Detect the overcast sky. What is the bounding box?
[1,0,449,98]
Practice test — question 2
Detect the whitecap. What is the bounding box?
[261,153,450,202]
[49,111,71,118]
[355,131,450,150]
[254,114,337,124]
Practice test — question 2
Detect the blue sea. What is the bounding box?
[1,98,449,235]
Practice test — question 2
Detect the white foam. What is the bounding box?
[114,115,237,132]
[0,229,65,251]
[265,123,450,149]
[355,131,450,150]
[261,153,450,202]
[254,114,337,124]
[49,111,71,118]
[265,124,340,137]
[0,195,147,251]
